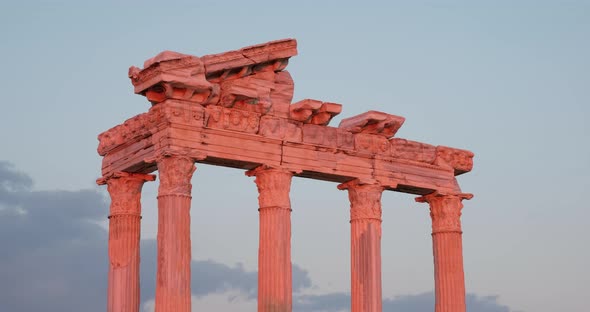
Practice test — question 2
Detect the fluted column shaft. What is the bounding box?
[416,193,473,312]
[247,166,294,312]
[155,156,196,312]
[99,172,155,312]
[339,180,384,312]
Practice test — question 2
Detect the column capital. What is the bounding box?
[156,156,196,197]
[336,178,383,191]
[97,171,156,185]
[97,172,156,217]
[246,165,294,210]
[338,179,384,222]
[416,192,473,234]
[245,164,299,177]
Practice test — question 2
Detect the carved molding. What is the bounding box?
[390,138,436,164]
[339,111,405,138]
[435,146,474,175]
[129,51,215,105]
[205,106,260,134]
[416,192,473,233]
[339,179,384,222]
[201,38,297,76]
[156,156,196,197]
[246,166,293,209]
[97,172,155,268]
[355,133,390,155]
[99,39,474,197]
[97,100,204,156]
[258,116,302,142]
[97,172,156,216]
[290,99,342,126]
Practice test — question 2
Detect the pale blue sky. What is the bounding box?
[0,1,588,311]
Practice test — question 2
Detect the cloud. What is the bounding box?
[138,240,311,303]
[0,161,108,312]
[0,161,513,312]
[293,291,512,312]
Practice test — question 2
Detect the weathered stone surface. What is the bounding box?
[339,180,384,312]
[290,99,342,126]
[97,172,155,312]
[155,156,196,312]
[269,71,295,118]
[201,38,297,75]
[416,193,473,312]
[246,166,294,312]
[205,106,260,134]
[390,138,437,163]
[259,115,302,142]
[339,111,405,138]
[129,53,215,105]
[97,38,475,312]
[434,146,474,175]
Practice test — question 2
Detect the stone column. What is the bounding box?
[416,192,473,312]
[338,179,384,312]
[246,166,294,312]
[98,172,155,312]
[155,156,196,312]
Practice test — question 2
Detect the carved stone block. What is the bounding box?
[205,106,260,134]
[302,124,337,148]
[201,38,297,75]
[339,110,405,138]
[435,146,474,175]
[258,116,302,142]
[336,129,355,150]
[354,133,390,155]
[160,100,205,128]
[390,138,436,163]
[128,52,214,105]
[219,71,275,114]
[290,99,342,126]
[269,71,294,118]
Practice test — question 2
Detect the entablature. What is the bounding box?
[98,39,473,196]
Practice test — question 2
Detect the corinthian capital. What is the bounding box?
[97,172,156,216]
[246,165,293,209]
[416,192,473,234]
[156,156,196,197]
[338,179,384,222]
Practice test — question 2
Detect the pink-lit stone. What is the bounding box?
[97,38,476,312]
[97,172,155,312]
[246,166,294,312]
[339,111,405,138]
[154,156,196,312]
[434,146,474,175]
[416,192,473,312]
[338,179,384,312]
[201,38,297,75]
[129,53,214,105]
[290,99,342,126]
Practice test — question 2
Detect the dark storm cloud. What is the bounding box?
[0,161,513,312]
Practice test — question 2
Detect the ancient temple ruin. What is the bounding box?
[96,38,474,312]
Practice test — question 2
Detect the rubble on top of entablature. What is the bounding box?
[289,99,342,126]
[339,111,405,138]
[201,38,297,81]
[127,39,298,114]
